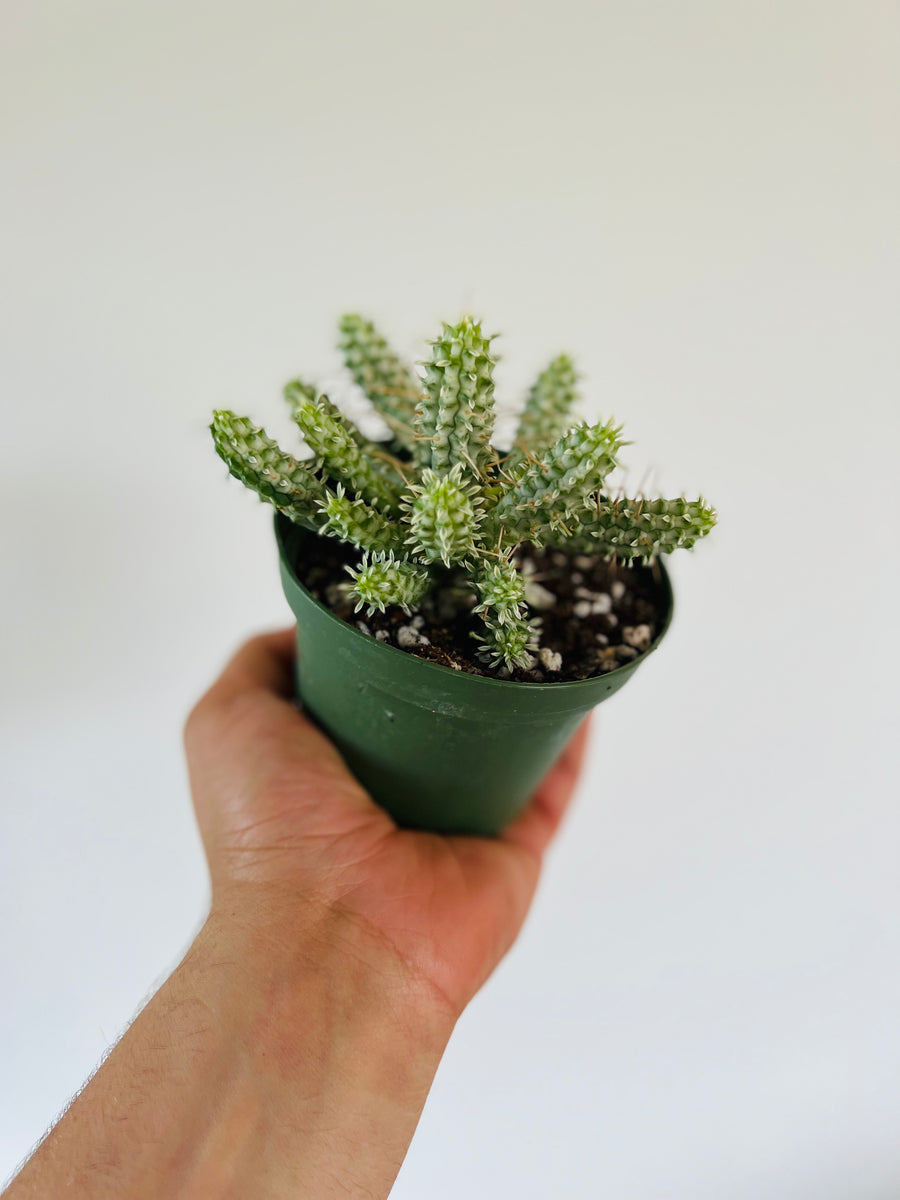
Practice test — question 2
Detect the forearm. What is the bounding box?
[6,898,454,1200]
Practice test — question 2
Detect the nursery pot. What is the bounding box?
[275,513,673,836]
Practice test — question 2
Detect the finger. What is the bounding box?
[203,625,297,707]
[500,717,591,862]
[185,626,360,800]
[185,626,299,762]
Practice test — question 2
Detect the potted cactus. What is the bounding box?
[211,314,715,834]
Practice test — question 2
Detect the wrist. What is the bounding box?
[172,893,454,1198]
[206,880,459,1036]
[8,895,453,1200]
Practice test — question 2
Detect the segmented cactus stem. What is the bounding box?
[339,314,422,450]
[403,464,483,566]
[284,380,368,449]
[509,353,578,469]
[346,551,431,616]
[561,496,718,561]
[211,410,325,529]
[475,611,540,671]
[416,316,498,475]
[472,558,526,627]
[485,418,624,546]
[319,485,407,555]
[291,388,403,514]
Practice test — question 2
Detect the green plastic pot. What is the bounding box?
[275,513,673,836]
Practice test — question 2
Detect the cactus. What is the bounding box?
[507,353,578,470]
[212,314,716,669]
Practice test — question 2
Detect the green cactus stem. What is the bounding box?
[560,496,718,561]
[319,485,405,554]
[416,317,498,476]
[211,410,326,530]
[346,551,431,616]
[475,611,540,671]
[403,464,483,566]
[508,353,578,470]
[485,419,624,546]
[284,379,368,450]
[291,387,403,515]
[339,314,422,450]
[472,558,527,627]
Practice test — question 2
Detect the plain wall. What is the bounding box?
[1,1,898,1195]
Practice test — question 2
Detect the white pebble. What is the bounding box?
[411,614,425,630]
[552,552,568,567]
[539,647,563,672]
[356,621,372,637]
[622,623,652,651]
[571,571,583,585]
[616,643,638,660]
[524,581,557,611]
[397,625,431,649]
[606,613,618,627]
[375,629,390,642]
[574,555,595,569]
[611,580,626,601]
[574,590,612,615]
[573,600,593,618]
[595,632,609,645]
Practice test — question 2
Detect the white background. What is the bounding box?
[1,1,899,1195]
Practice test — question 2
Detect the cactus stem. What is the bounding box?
[458,446,482,479]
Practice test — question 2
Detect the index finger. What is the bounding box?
[183,626,298,752]
[183,623,367,802]
[203,626,296,706]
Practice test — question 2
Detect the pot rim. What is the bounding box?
[275,512,674,695]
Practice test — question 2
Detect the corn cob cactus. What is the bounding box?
[211,314,716,669]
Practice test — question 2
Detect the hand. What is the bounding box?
[6,626,589,1200]
[185,625,590,1019]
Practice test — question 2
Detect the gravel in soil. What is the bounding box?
[286,525,668,684]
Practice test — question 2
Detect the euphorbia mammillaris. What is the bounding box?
[212,315,716,668]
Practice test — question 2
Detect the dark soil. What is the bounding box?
[285,525,669,684]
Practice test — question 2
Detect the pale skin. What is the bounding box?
[5,626,589,1200]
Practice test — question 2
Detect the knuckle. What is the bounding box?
[242,630,272,660]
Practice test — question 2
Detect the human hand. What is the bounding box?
[6,626,589,1200]
[185,625,590,1020]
